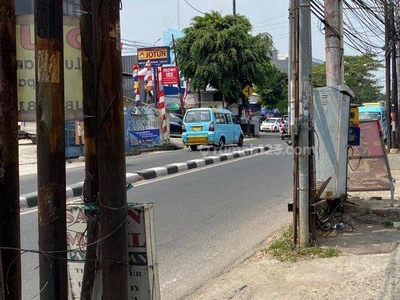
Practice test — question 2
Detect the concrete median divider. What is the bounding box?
[20,145,270,209]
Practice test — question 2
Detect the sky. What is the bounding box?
[119,0,385,86]
[120,0,327,60]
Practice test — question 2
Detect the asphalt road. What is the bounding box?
[19,134,284,195]
[20,133,293,299]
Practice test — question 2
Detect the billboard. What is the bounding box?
[137,47,170,66]
[16,15,83,121]
[161,66,179,85]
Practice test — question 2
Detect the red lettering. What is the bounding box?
[66,212,74,224]
[75,210,87,223]
[20,25,35,50]
[127,209,141,224]
[66,28,81,50]
[67,232,87,247]
[127,233,146,248]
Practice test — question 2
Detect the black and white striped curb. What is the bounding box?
[20,145,269,209]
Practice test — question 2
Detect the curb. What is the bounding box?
[20,145,269,209]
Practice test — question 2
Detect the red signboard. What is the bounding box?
[161,66,179,85]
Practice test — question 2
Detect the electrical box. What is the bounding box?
[313,85,354,200]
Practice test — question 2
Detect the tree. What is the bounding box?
[312,54,384,104]
[256,65,288,113]
[174,11,274,104]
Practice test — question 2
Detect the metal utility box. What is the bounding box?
[313,85,354,200]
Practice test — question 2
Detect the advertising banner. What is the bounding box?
[66,205,88,299]
[16,15,83,121]
[128,129,161,148]
[161,66,179,85]
[66,203,160,299]
[137,47,170,66]
[126,204,160,299]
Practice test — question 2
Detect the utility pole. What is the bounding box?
[172,34,186,116]
[80,0,99,298]
[385,0,392,148]
[93,0,128,298]
[325,0,344,86]
[34,0,67,299]
[390,1,399,149]
[298,0,313,247]
[289,0,300,245]
[0,0,21,298]
[233,0,236,17]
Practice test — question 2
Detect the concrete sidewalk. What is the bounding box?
[186,153,400,300]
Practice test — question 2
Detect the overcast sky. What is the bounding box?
[120,0,328,60]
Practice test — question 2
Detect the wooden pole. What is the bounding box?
[0,0,21,298]
[34,0,67,298]
[93,0,128,297]
[80,0,100,298]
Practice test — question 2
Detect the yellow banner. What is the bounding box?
[16,15,83,121]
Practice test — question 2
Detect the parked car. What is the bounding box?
[181,108,244,151]
[169,113,183,136]
[260,117,280,132]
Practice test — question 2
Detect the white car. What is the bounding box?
[260,117,280,132]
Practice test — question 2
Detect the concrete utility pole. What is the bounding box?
[172,34,186,116]
[80,0,99,298]
[289,0,300,245]
[233,0,236,17]
[385,1,392,148]
[34,0,67,299]
[390,1,399,149]
[396,0,400,150]
[93,0,128,298]
[0,0,21,298]
[298,0,313,247]
[324,0,344,86]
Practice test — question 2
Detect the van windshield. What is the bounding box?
[359,112,381,121]
[185,110,211,123]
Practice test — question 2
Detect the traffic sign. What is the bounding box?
[137,47,171,66]
[242,85,254,98]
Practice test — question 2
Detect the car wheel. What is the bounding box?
[217,137,225,149]
[237,135,244,147]
[190,145,198,151]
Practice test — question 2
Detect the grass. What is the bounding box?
[266,226,341,261]
[383,219,394,227]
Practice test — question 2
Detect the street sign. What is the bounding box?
[242,85,254,98]
[137,47,170,66]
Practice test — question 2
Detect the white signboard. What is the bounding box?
[127,203,160,299]
[66,203,160,299]
[66,205,87,299]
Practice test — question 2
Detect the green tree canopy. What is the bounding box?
[312,54,384,104]
[174,11,274,104]
[255,65,288,113]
